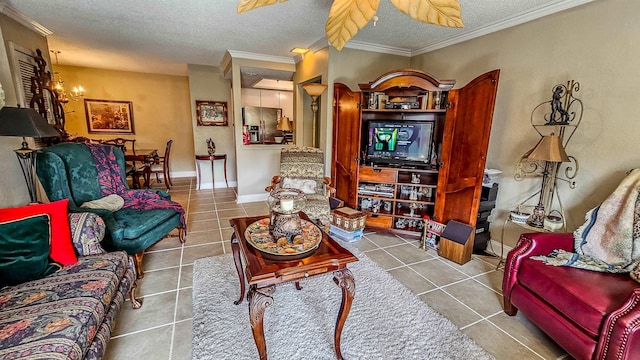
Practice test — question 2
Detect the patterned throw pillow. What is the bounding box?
[68,212,106,256]
[283,177,317,194]
[0,214,59,287]
[0,199,77,265]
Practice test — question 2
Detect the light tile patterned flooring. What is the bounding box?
[103,177,571,360]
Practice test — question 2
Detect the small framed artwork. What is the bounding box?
[84,99,135,134]
[196,100,228,126]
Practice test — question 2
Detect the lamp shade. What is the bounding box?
[0,107,60,138]
[302,83,327,97]
[526,134,569,162]
[277,116,293,131]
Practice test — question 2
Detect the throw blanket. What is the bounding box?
[533,169,640,276]
[84,144,187,234]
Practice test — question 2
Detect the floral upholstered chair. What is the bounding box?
[266,147,334,224]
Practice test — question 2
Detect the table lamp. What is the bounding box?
[525,133,569,228]
[0,106,60,203]
[302,83,327,147]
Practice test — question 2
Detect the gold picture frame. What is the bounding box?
[84,99,135,134]
[196,100,228,126]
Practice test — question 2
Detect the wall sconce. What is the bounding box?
[0,106,60,203]
[302,83,327,148]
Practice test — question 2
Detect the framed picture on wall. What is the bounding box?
[84,99,135,134]
[196,100,228,126]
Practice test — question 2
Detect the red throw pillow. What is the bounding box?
[0,199,77,265]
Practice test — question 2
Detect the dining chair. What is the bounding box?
[100,138,136,153]
[140,140,173,190]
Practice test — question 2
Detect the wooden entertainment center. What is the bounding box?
[332,69,500,238]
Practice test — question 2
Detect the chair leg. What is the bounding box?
[503,298,518,316]
[178,225,185,243]
[129,277,143,309]
[133,252,145,279]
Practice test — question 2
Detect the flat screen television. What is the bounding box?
[365,120,434,168]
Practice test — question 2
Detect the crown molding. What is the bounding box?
[344,40,411,57]
[225,50,295,65]
[413,0,596,56]
[309,37,329,54]
[0,4,52,36]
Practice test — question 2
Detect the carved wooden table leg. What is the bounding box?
[333,268,355,360]
[231,233,245,305]
[249,284,275,360]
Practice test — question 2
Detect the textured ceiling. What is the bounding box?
[1,0,594,76]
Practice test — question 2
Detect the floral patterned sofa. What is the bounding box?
[0,212,141,359]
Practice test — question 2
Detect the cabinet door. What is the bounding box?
[435,70,500,226]
[332,83,362,208]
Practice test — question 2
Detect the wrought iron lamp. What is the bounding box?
[302,83,327,148]
[0,106,60,202]
[525,133,569,228]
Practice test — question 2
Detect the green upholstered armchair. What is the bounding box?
[265,147,334,225]
[36,142,185,277]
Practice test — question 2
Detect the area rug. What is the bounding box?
[192,248,494,360]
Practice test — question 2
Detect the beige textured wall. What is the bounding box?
[61,65,195,175]
[188,64,234,188]
[410,0,640,247]
[0,15,49,207]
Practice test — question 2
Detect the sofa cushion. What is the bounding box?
[0,199,77,265]
[0,214,59,287]
[0,251,129,359]
[113,208,177,239]
[519,258,640,337]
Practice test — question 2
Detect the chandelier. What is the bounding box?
[50,50,85,103]
[238,0,463,51]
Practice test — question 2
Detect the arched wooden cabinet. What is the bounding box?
[332,69,500,237]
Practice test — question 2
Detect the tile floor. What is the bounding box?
[103,177,571,360]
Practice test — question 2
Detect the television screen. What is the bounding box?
[367,121,434,166]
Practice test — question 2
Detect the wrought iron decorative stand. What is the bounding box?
[497,80,583,268]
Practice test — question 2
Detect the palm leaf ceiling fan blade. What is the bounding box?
[326,0,380,51]
[237,0,288,14]
[390,0,463,27]
[237,0,463,50]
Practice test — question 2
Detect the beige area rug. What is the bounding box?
[192,247,494,360]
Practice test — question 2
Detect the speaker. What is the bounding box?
[437,220,474,265]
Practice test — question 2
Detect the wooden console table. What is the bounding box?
[195,154,228,189]
[230,215,358,360]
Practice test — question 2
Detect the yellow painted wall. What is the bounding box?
[410,0,640,247]
[61,65,195,174]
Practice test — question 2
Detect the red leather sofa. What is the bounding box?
[503,232,640,359]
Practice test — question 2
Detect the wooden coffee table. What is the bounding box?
[230,215,358,360]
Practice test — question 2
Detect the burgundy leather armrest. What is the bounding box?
[502,232,574,300]
[596,289,640,360]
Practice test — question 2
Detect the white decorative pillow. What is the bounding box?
[282,177,317,194]
[81,194,125,212]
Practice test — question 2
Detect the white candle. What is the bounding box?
[281,199,294,212]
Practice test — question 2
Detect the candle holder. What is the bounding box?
[268,188,307,243]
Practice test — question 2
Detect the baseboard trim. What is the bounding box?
[171,171,196,178]
[489,239,513,258]
[197,181,238,189]
[236,193,269,204]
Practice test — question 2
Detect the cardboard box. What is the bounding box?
[330,207,366,231]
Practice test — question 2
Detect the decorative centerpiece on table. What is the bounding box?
[243,188,322,260]
[268,188,306,242]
